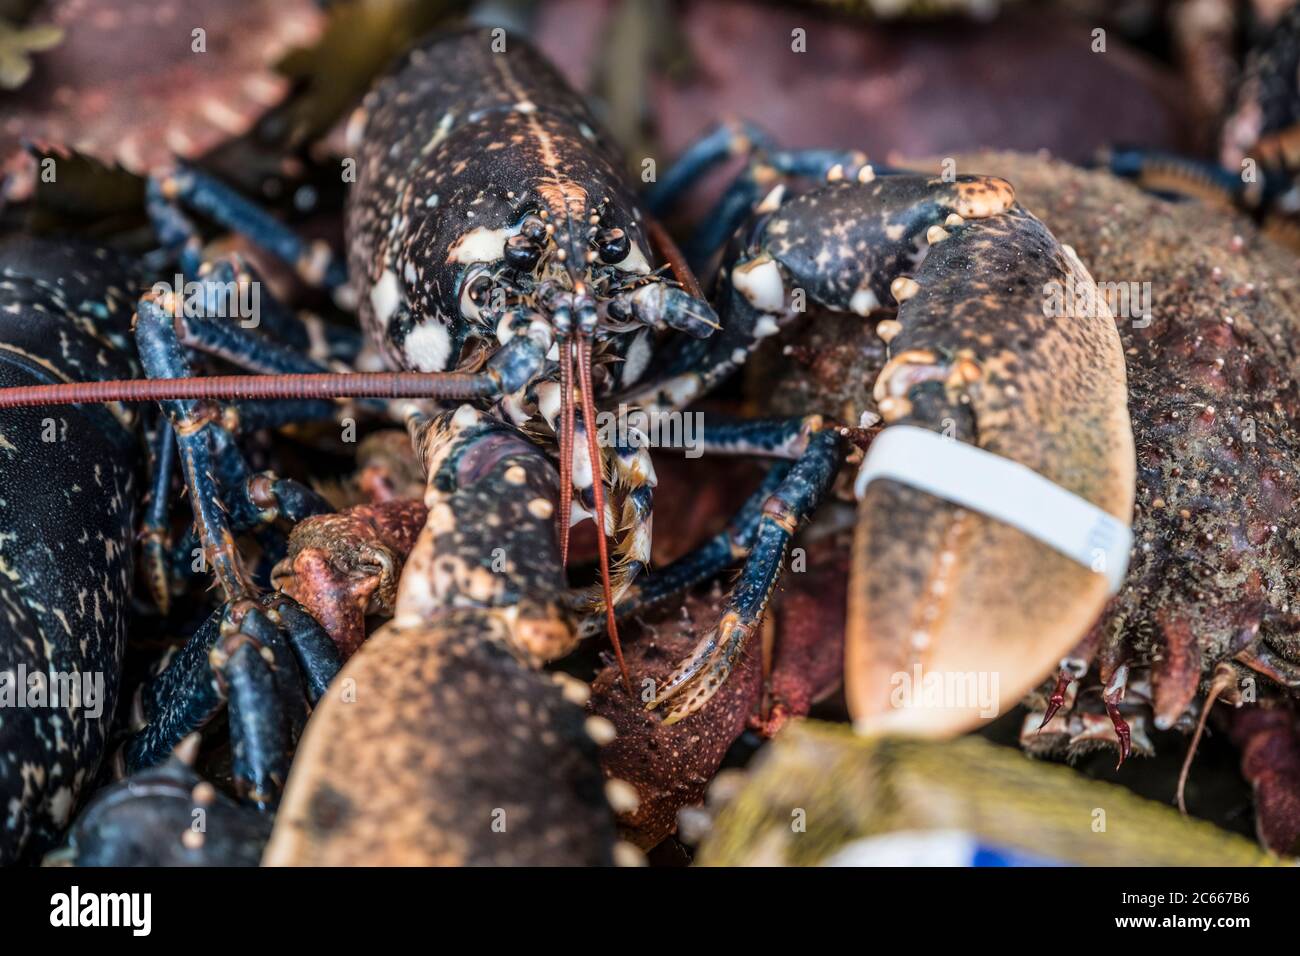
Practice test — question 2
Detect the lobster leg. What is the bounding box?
[645,421,843,722]
[575,412,830,636]
[644,119,776,215]
[139,258,355,604]
[150,166,348,292]
[166,432,334,588]
[123,297,343,798]
[563,431,657,613]
[122,595,341,810]
[579,463,791,636]
[141,417,178,612]
[1103,147,1259,211]
[178,254,362,363]
[647,121,876,267]
[602,439,656,608]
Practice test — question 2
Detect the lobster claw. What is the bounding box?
[845,211,1136,737]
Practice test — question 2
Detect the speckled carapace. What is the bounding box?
[0,237,140,863]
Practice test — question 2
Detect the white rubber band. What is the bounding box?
[854,425,1132,593]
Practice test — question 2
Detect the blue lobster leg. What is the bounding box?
[166,433,335,587]
[151,166,348,291]
[649,121,877,267]
[124,594,341,776]
[136,296,255,598]
[160,407,334,591]
[644,119,777,215]
[186,255,361,363]
[578,462,791,634]
[146,175,204,275]
[123,598,340,805]
[1101,146,1281,210]
[141,418,178,612]
[123,609,224,772]
[127,298,343,803]
[643,419,844,723]
[138,257,357,605]
[221,605,310,808]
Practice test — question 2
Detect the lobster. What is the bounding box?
[0,237,140,863]
[0,234,365,861]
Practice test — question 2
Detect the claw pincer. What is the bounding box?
[837,175,1136,735]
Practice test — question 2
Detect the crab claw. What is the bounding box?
[844,183,1136,737]
[1102,664,1133,770]
[1037,670,1073,732]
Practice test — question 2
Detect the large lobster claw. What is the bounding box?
[845,195,1136,736]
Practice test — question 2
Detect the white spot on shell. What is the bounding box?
[572,435,594,489]
[403,321,452,372]
[622,330,652,385]
[850,287,880,317]
[732,254,785,312]
[537,381,561,428]
[452,405,481,430]
[448,224,519,265]
[369,269,402,326]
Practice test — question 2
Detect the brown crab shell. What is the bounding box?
[1,0,323,200]
[583,447,848,850]
[754,151,1300,733]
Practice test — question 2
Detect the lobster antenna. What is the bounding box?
[578,334,631,693]
[0,371,501,407]
[557,336,575,567]
[646,217,705,300]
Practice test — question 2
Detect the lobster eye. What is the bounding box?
[459,268,495,321]
[467,271,492,301]
[596,228,630,264]
[519,215,547,242]
[504,234,541,272]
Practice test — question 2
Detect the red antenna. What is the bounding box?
[0,371,498,407]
